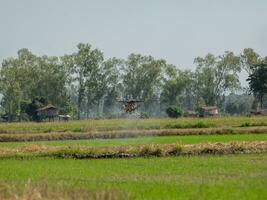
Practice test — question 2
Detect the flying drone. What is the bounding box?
[117,98,144,114]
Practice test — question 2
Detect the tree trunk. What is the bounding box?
[77,72,84,120]
[260,95,263,109]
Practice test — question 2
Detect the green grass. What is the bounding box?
[1,133,267,148]
[0,117,266,199]
[0,116,266,133]
[0,154,266,199]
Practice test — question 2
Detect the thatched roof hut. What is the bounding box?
[200,106,219,117]
[251,108,267,116]
[37,104,58,119]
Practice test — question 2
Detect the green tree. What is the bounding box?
[240,48,261,74]
[247,63,267,108]
[161,66,194,110]
[0,49,38,121]
[102,58,122,116]
[121,54,166,114]
[194,52,241,108]
[63,43,104,119]
[0,49,72,121]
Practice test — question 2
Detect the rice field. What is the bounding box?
[0,116,266,134]
[1,133,267,148]
[0,116,266,199]
[0,154,266,199]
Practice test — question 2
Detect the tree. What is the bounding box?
[121,54,166,114]
[166,105,183,118]
[225,93,253,115]
[0,49,72,121]
[0,49,38,121]
[161,65,194,110]
[63,43,104,119]
[240,48,261,74]
[102,58,122,116]
[194,52,241,109]
[247,63,267,108]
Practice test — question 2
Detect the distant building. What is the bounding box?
[251,100,267,116]
[261,109,267,115]
[58,114,71,121]
[200,106,219,117]
[37,104,58,121]
[186,110,198,117]
[251,108,267,116]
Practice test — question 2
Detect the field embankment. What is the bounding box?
[0,141,266,159]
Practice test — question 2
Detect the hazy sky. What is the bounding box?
[1,0,267,83]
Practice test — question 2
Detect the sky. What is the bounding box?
[0,0,267,84]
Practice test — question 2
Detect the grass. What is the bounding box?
[0,154,266,199]
[1,133,267,148]
[0,116,266,134]
[1,126,267,142]
[0,141,266,159]
[0,116,266,199]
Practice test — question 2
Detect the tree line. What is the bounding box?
[0,44,266,121]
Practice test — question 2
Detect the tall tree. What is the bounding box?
[121,54,166,114]
[102,58,122,116]
[161,65,194,110]
[194,52,241,108]
[240,48,261,74]
[63,43,104,119]
[247,63,267,108]
[0,49,38,121]
[0,49,72,121]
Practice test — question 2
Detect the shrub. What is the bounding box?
[240,122,251,127]
[140,112,149,119]
[166,106,183,118]
[72,128,82,132]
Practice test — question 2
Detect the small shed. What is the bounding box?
[186,110,198,117]
[58,114,71,121]
[37,104,58,121]
[200,106,219,117]
[261,109,267,116]
[251,108,267,116]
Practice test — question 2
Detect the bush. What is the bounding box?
[140,112,149,119]
[166,106,183,118]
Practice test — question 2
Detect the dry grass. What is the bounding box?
[0,141,266,159]
[1,127,267,142]
[0,181,128,200]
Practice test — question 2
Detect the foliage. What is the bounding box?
[140,112,149,119]
[247,63,267,108]
[0,49,73,121]
[62,43,104,119]
[166,106,183,118]
[225,93,254,115]
[0,46,265,121]
[194,52,241,108]
[161,66,194,110]
[240,48,261,74]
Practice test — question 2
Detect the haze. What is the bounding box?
[1,0,267,83]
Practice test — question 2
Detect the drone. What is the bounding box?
[117,98,144,114]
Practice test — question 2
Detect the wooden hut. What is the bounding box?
[251,108,267,116]
[200,106,219,117]
[37,104,58,121]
